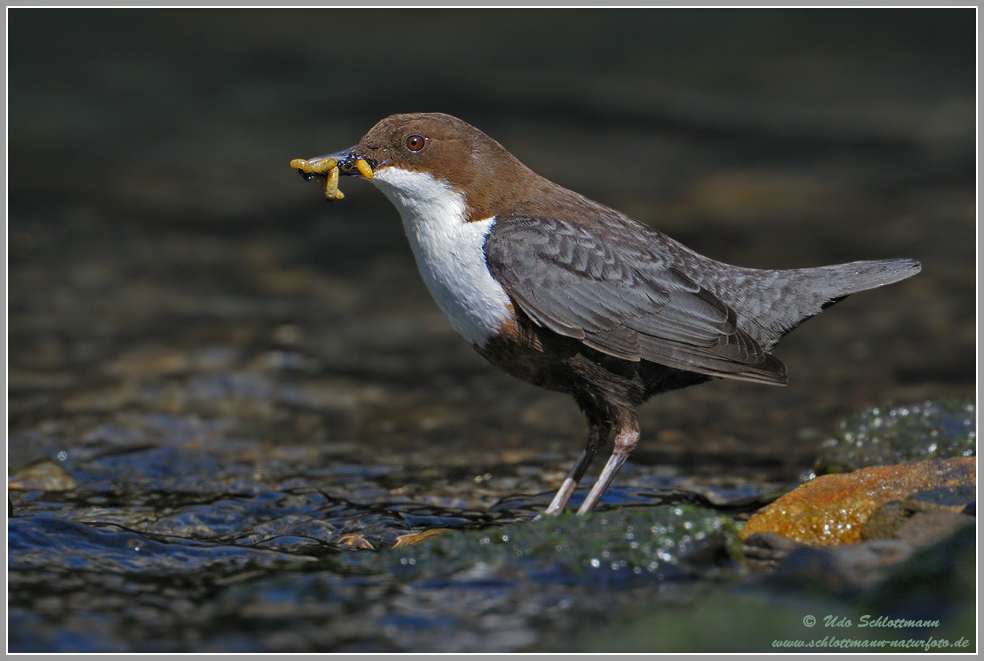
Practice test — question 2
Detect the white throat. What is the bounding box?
[370,167,513,346]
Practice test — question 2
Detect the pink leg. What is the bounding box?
[544,447,597,515]
[543,421,609,516]
[576,417,639,514]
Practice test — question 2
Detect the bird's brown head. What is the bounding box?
[293,112,597,221]
[351,113,526,184]
[350,113,553,222]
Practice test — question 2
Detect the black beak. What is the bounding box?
[295,147,376,180]
[314,147,357,172]
[291,145,377,200]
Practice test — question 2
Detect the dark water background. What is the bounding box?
[7,8,976,653]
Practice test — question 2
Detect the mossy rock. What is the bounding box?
[334,505,743,586]
[813,398,975,476]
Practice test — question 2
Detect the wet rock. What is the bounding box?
[741,531,806,571]
[862,524,976,620]
[903,484,976,513]
[824,539,919,588]
[813,399,975,476]
[861,485,976,542]
[751,545,866,600]
[738,523,973,627]
[860,500,908,540]
[741,457,975,546]
[8,461,77,492]
[570,524,975,652]
[732,473,976,646]
[895,511,975,547]
[340,506,743,586]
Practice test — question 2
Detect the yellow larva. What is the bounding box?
[291,156,374,200]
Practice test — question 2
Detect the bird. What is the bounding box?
[291,112,921,516]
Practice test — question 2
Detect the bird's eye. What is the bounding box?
[405,135,426,153]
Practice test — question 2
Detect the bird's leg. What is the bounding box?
[543,422,609,516]
[576,413,639,514]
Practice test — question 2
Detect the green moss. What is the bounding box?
[335,505,742,585]
[813,399,975,476]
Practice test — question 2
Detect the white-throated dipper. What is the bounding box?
[292,112,921,515]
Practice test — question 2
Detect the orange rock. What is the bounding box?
[741,457,976,546]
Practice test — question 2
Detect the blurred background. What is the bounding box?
[9,7,975,471]
[7,8,976,653]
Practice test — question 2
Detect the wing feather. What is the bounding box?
[484,216,787,385]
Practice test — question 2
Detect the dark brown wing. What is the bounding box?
[484,216,787,385]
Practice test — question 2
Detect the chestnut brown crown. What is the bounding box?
[352,113,598,223]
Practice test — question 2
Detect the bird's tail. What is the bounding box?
[752,258,921,347]
[799,258,922,303]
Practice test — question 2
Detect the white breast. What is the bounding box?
[370,167,513,346]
